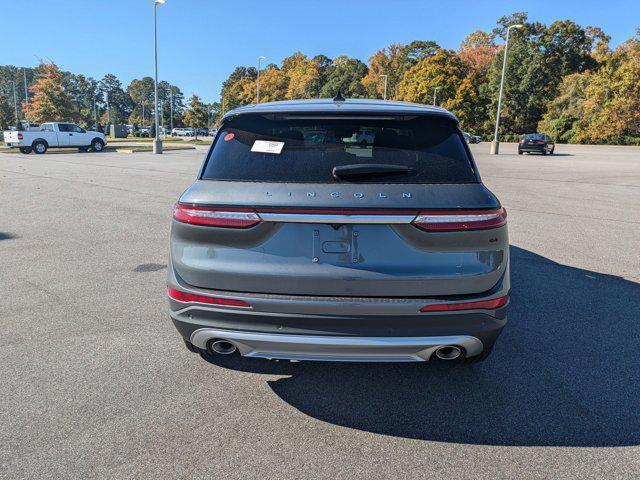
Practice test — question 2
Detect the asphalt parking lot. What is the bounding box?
[1,143,639,479]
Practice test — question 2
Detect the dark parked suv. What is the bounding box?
[518,133,555,155]
[168,99,509,364]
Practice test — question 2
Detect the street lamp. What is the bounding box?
[432,86,440,106]
[256,56,266,104]
[490,24,523,155]
[12,80,18,125]
[153,0,165,154]
[380,74,388,100]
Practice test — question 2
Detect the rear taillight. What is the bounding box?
[173,204,261,228]
[18,133,23,140]
[519,139,524,144]
[412,207,507,232]
[420,294,509,312]
[167,287,251,308]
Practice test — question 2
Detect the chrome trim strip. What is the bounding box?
[190,328,483,362]
[258,213,415,224]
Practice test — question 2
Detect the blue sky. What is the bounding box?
[2,0,638,102]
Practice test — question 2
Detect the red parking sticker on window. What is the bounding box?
[224,133,235,141]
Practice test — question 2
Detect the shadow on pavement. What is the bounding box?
[201,246,640,447]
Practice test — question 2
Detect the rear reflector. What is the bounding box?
[18,133,23,140]
[173,204,261,228]
[167,287,251,308]
[412,207,506,231]
[420,294,509,312]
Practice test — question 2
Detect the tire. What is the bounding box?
[518,150,523,155]
[461,345,494,364]
[550,147,555,155]
[90,138,104,152]
[19,147,32,154]
[33,141,47,154]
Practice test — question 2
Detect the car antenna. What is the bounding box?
[333,90,346,103]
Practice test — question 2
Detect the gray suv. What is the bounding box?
[168,99,509,364]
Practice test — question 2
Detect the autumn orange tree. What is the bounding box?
[27,63,74,123]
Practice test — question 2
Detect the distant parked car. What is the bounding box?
[463,132,482,144]
[195,128,209,136]
[208,128,218,136]
[518,133,555,155]
[171,128,192,137]
[3,122,106,154]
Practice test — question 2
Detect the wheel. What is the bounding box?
[518,150,522,155]
[461,345,494,364]
[541,149,547,155]
[550,147,555,155]
[19,147,32,154]
[33,141,47,154]
[90,139,104,152]
[78,147,89,152]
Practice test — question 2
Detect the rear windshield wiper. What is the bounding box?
[332,163,413,179]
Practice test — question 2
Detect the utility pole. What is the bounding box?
[491,24,523,155]
[432,86,440,106]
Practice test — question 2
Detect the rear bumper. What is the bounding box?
[189,328,484,362]
[168,256,509,362]
[519,145,545,152]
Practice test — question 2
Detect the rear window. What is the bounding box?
[524,134,545,140]
[201,114,477,184]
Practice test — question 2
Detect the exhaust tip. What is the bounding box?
[209,339,237,355]
[435,345,462,361]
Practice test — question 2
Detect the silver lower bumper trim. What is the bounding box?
[190,328,483,362]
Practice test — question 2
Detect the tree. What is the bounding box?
[183,95,209,128]
[27,63,74,123]
[403,40,440,64]
[320,56,368,98]
[258,66,289,102]
[362,44,409,99]
[577,33,640,142]
[127,77,155,124]
[538,72,590,142]
[446,78,481,131]
[0,94,13,130]
[397,49,466,105]
[282,52,320,99]
[99,74,131,124]
[312,54,333,94]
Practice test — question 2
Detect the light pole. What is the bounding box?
[256,55,266,104]
[491,24,523,155]
[12,80,18,124]
[23,69,29,120]
[169,90,174,132]
[380,74,388,100]
[432,86,440,106]
[153,0,165,154]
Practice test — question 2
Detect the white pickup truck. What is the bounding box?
[3,122,107,154]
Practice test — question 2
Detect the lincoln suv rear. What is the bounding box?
[168,98,509,364]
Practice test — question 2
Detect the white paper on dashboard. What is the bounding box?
[251,140,285,154]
